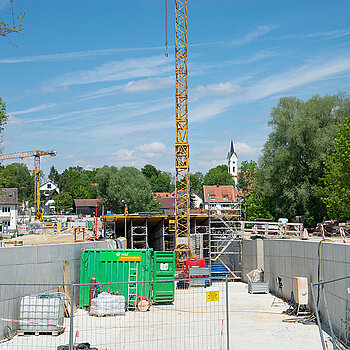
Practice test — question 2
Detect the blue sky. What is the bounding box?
[0,0,350,175]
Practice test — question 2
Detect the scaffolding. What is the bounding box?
[208,201,242,278]
[129,219,148,249]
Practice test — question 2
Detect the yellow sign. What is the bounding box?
[206,290,219,302]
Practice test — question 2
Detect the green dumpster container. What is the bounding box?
[79,249,153,308]
[153,251,175,303]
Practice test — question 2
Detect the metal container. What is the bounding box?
[79,249,153,308]
[153,251,175,302]
[20,294,64,332]
[248,281,269,294]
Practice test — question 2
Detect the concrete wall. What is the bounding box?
[241,239,257,282]
[0,240,115,285]
[242,238,350,340]
[0,240,115,338]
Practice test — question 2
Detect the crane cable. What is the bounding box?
[165,0,168,57]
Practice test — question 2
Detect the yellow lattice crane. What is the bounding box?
[0,150,57,221]
[174,0,191,266]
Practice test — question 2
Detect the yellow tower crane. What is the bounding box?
[174,0,191,266]
[0,150,57,221]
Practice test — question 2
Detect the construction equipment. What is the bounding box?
[0,150,57,221]
[174,0,191,266]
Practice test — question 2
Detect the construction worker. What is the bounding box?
[122,200,128,215]
[199,202,204,213]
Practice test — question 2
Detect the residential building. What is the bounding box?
[153,192,175,214]
[73,199,102,216]
[0,188,18,234]
[40,181,60,214]
[203,185,237,212]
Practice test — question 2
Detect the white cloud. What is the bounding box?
[235,142,261,157]
[191,98,233,123]
[110,142,168,167]
[0,0,9,10]
[192,25,275,48]
[194,82,240,96]
[273,27,350,41]
[229,25,275,45]
[246,56,350,101]
[123,76,173,93]
[189,54,350,125]
[80,76,173,100]
[0,46,162,64]
[10,103,56,116]
[7,116,24,127]
[49,55,172,88]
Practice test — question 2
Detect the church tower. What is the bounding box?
[227,140,238,186]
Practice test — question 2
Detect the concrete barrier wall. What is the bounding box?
[241,239,257,282]
[242,238,350,338]
[0,240,115,338]
[0,240,115,285]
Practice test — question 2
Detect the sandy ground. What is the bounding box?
[2,228,96,245]
[0,282,328,350]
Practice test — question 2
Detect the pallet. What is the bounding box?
[17,329,63,336]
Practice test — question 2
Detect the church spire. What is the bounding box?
[227,140,238,186]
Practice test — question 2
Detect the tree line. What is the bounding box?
[0,93,349,224]
[239,93,350,226]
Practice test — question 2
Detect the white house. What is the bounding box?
[40,181,60,214]
[227,140,238,186]
[191,192,203,209]
[0,188,18,234]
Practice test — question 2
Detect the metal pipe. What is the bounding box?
[226,275,230,350]
[69,283,75,350]
[321,284,337,349]
[311,282,326,350]
[312,274,350,286]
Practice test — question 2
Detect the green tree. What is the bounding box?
[0,163,33,202]
[48,165,60,184]
[238,160,257,195]
[323,116,350,220]
[148,199,162,213]
[54,192,73,213]
[0,1,25,42]
[238,160,274,220]
[0,97,9,133]
[190,172,204,198]
[141,164,173,192]
[259,93,350,226]
[97,166,152,213]
[203,165,234,186]
[57,166,97,199]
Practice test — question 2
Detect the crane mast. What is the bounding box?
[174,0,191,265]
[0,150,57,221]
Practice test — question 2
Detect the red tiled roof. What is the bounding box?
[156,197,175,210]
[203,185,236,203]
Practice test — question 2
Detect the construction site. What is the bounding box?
[0,1,350,350]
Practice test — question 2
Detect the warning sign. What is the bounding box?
[206,287,219,302]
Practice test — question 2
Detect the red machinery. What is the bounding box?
[183,257,206,277]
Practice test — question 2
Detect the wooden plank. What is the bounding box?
[63,260,77,313]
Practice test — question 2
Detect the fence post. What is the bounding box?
[226,275,230,349]
[69,283,75,350]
